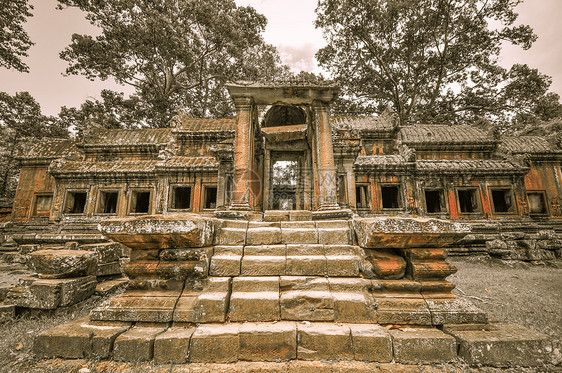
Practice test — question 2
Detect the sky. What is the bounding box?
[0,0,561,116]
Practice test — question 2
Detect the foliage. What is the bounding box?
[0,92,68,198]
[0,0,34,72]
[57,0,289,127]
[315,0,562,128]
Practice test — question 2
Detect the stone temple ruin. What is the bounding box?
[0,81,560,366]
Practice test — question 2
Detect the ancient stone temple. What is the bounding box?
[2,81,559,366]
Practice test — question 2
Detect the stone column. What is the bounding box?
[230,97,254,210]
[313,100,339,210]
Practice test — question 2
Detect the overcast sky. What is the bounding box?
[0,0,560,116]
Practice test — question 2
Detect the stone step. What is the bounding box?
[214,220,354,246]
[211,244,362,277]
[39,320,549,366]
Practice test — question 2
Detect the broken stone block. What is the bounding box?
[153,326,195,364]
[238,322,297,361]
[97,261,121,277]
[79,242,122,263]
[365,249,406,279]
[5,276,96,309]
[354,216,470,249]
[349,324,392,362]
[189,324,240,363]
[91,289,181,322]
[28,250,97,279]
[389,327,457,364]
[424,297,488,325]
[99,213,215,250]
[297,323,353,361]
[113,323,168,362]
[409,260,457,280]
[34,316,130,359]
[446,323,551,367]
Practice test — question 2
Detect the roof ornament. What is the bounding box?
[397,141,416,162]
[381,105,400,128]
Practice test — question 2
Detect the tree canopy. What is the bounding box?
[0,0,34,72]
[315,0,562,128]
[0,92,68,198]
[57,0,290,128]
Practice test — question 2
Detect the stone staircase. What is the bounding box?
[33,214,554,367]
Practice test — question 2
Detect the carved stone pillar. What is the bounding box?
[230,97,254,210]
[313,100,339,210]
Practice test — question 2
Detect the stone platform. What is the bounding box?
[34,214,554,367]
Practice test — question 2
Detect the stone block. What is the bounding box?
[153,326,195,364]
[425,297,487,325]
[215,227,247,246]
[448,323,552,367]
[324,245,360,256]
[113,323,168,362]
[28,250,97,278]
[289,210,313,221]
[95,277,128,296]
[0,303,15,323]
[91,289,181,322]
[280,290,334,321]
[97,261,121,277]
[34,316,130,359]
[375,297,432,325]
[409,260,457,280]
[285,244,323,256]
[79,242,122,263]
[244,244,286,256]
[349,324,392,362]
[332,292,377,323]
[59,275,97,306]
[210,245,243,276]
[354,217,470,249]
[366,249,406,279]
[239,322,297,361]
[100,214,215,249]
[264,210,290,222]
[189,324,240,363]
[297,323,353,361]
[241,256,286,276]
[281,223,318,244]
[326,255,361,277]
[229,277,279,322]
[389,327,457,364]
[246,227,282,245]
[316,220,352,245]
[174,277,231,323]
[285,255,326,276]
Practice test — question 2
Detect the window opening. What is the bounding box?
[172,186,192,209]
[425,190,443,213]
[204,186,217,209]
[98,191,118,214]
[458,189,479,213]
[491,189,513,213]
[65,191,87,214]
[131,191,150,214]
[34,194,52,215]
[381,185,400,209]
[355,185,368,209]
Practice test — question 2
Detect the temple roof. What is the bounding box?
[83,128,173,147]
[399,125,495,146]
[18,139,79,163]
[172,116,236,133]
[354,156,527,175]
[332,116,396,133]
[498,136,562,155]
[416,159,528,175]
[49,156,219,178]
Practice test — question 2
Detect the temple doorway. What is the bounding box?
[272,160,298,210]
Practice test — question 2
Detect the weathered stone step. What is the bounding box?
[36,318,550,366]
[214,220,354,246]
[211,244,362,277]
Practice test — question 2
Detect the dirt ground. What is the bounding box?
[0,258,560,372]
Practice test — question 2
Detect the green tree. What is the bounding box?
[315,0,561,127]
[0,92,68,198]
[0,0,34,72]
[57,0,289,127]
[56,90,145,138]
